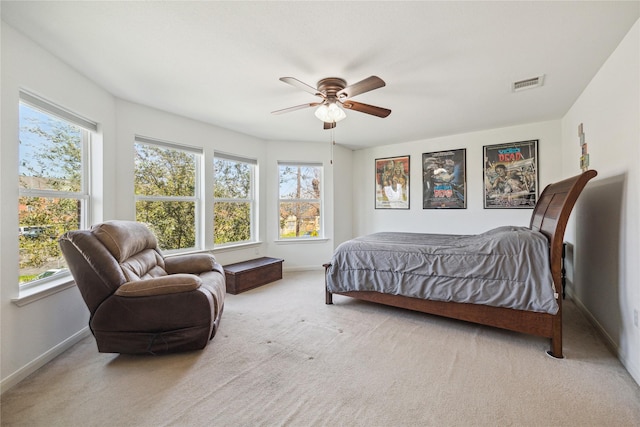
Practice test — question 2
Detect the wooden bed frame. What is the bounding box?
[324,170,597,358]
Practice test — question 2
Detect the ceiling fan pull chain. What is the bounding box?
[330,128,335,165]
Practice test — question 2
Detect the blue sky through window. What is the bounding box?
[19,102,81,181]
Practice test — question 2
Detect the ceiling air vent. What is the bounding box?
[512,75,545,92]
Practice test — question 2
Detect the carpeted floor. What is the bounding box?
[2,270,639,426]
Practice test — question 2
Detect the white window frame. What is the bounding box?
[277,161,324,240]
[17,90,94,294]
[134,136,203,253]
[213,152,258,247]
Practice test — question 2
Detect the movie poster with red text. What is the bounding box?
[483,140,538,209]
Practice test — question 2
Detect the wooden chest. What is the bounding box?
[223,257,284,294]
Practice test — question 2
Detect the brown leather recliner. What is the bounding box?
[59,220,225,355]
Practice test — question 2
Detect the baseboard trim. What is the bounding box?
[1,327,91,395]
[283,265,325,272]
[569,293,640,387]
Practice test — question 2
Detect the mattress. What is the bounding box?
[326,226,558,314]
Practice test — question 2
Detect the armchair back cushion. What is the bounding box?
[93,221,167,281]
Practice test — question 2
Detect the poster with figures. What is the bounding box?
[578,123,590,171]
[375,155,410,209]
[422,149,466,209]
[483,140,538,209]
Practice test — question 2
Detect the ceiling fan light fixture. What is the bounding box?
[315,102,346,123]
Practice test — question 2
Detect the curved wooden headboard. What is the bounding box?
[529,170,598,289]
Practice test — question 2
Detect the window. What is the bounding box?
[214,153,257,246]
[18,91,94,286]
[278,162,323,239]
[134,136,201,252]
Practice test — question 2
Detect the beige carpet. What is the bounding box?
[2,270,639,426]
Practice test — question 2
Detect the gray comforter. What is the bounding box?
[326,226,558,314]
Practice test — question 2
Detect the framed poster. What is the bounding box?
[375,155,410,209]
[483,139,538,209]
[422,149,466,209]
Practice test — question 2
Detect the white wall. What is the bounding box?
[561,20,639,384]
[351,120,563,238]
[331,144,354,247]
[1,22,116,392]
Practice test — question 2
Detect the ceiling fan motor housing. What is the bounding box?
[317,77,347,100]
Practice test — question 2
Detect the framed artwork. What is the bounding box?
[422,149,466,209]
[375,155,410,209]
[483,139,538,209]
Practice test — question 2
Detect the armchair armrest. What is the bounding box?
[165,253,218,275]
[114,274,202,297]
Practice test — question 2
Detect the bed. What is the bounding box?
[324,170,597,358]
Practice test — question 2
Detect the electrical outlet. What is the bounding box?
[634,309,639,328]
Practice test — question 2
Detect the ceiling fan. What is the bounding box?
[272,76,391,129]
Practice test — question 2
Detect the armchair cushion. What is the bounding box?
[114,274,202,297]
[120,249,166,281]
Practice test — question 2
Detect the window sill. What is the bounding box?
[274,238,329,244]
[12,276,76,307]
[211,241,262,253]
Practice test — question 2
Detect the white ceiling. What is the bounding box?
[2,1,638,149]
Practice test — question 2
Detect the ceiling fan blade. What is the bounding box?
[271,102,322,115]
[337,76,385,99]
[279,77,322,97]
[341,100,391,118]
[323,121,336,130]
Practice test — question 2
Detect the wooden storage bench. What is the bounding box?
[223,257,284,294]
